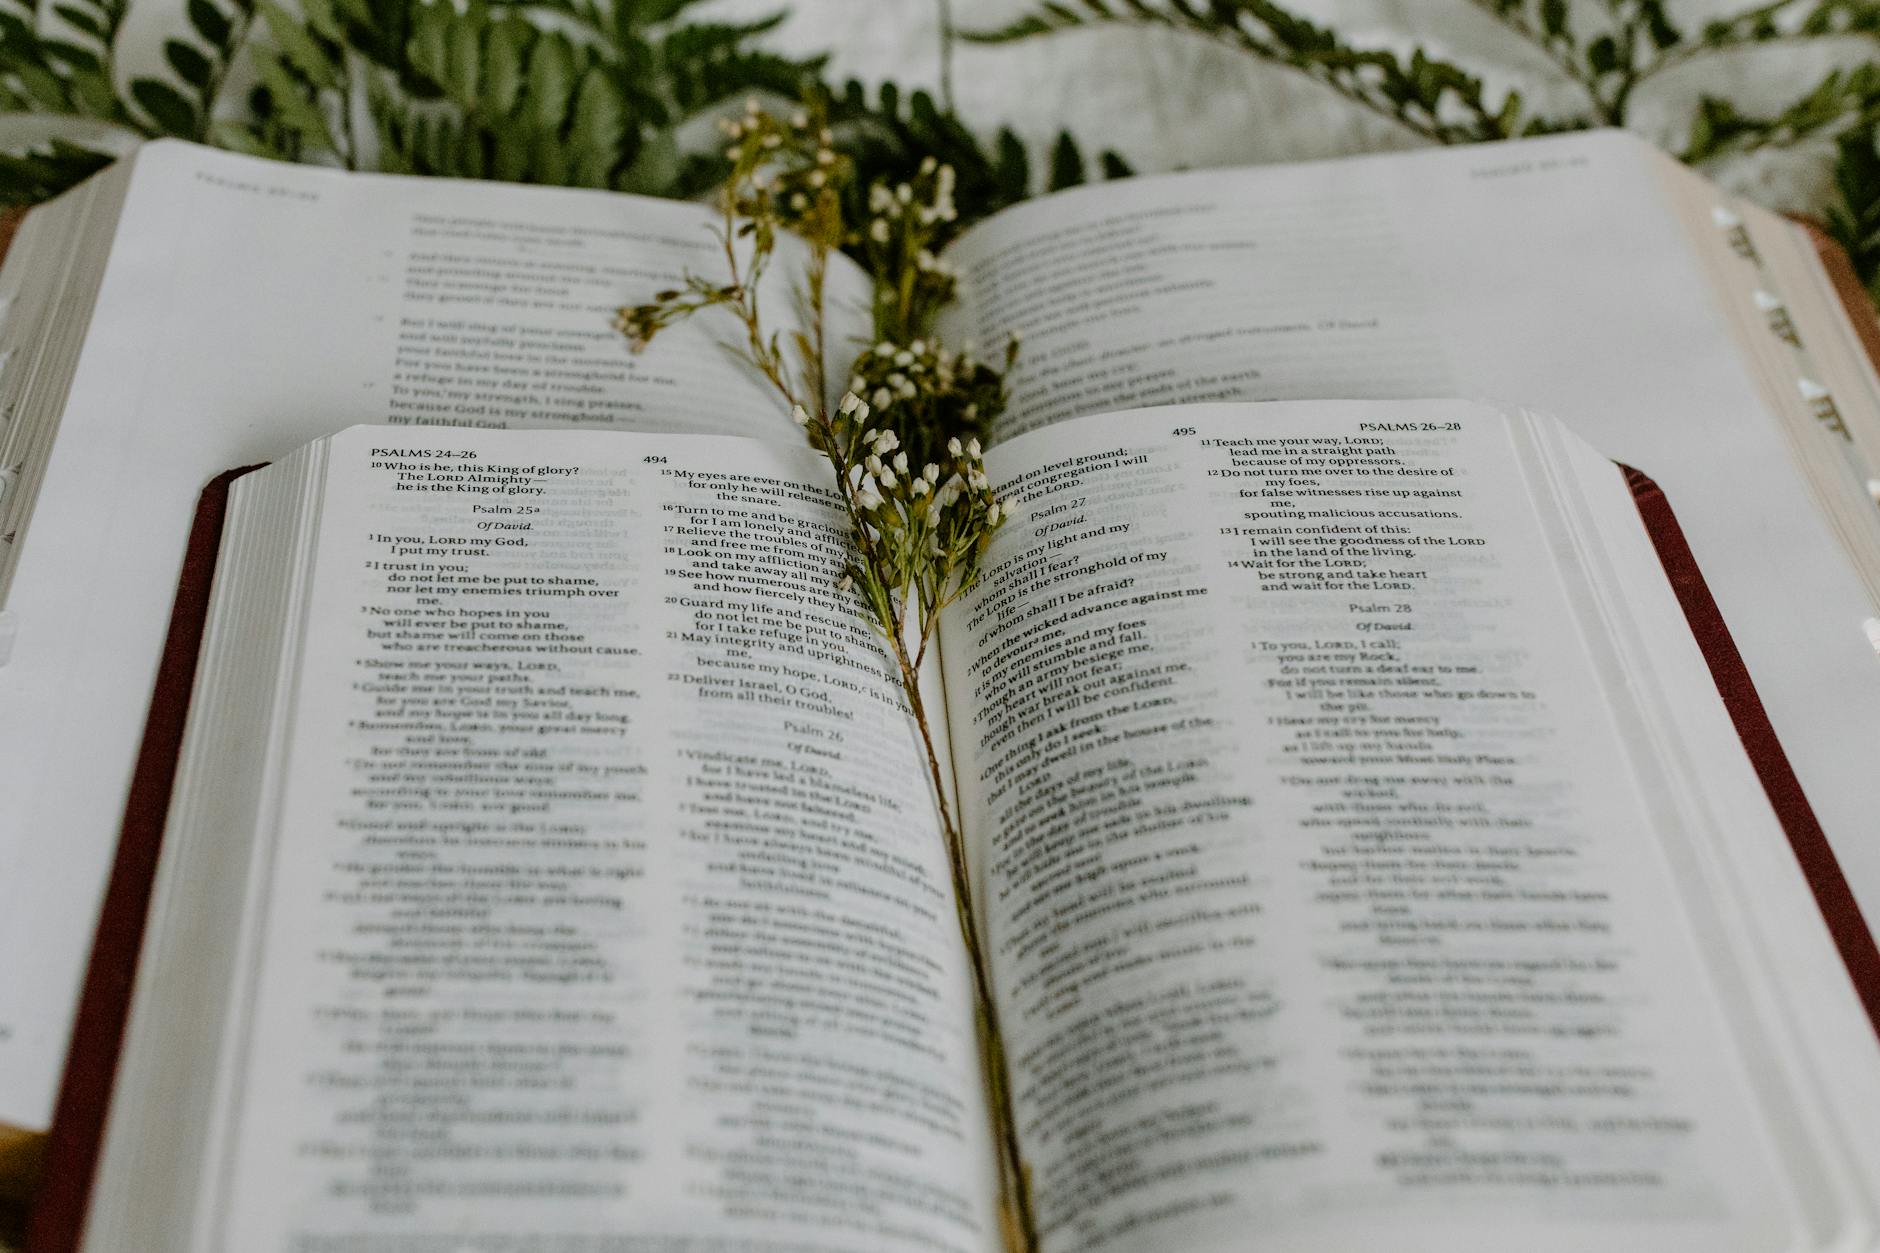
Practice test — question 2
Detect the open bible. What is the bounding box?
[62,400,1880,1253]
[6,129,1880,1146]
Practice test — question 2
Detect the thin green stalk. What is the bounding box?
[618,112,1033,1248]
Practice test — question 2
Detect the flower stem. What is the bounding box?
[887,630,1038,1253]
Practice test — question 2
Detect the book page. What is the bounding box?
[938,130,1880,938]
[156,427,999,1252]
[0,141,873,1129]
[941,401,1807,1253]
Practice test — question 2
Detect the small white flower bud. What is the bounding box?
[920,156,937,175]
[791,404,811,426]
[840,392,862,415]
[967,438,981,459]
[893,451,909,474]
[869,219,891,243]
[872,387,892,408]
[924,463,940,483]
[947,437,962,457]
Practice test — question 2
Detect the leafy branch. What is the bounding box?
[0,0,831,201]
[1829,124,1880,296]
[967,0,1880,149]
[966,0,1880,291]
[219,0,827,194]
[968,0,1536,143]
[0,0,258,170]
[825,78,1131,239]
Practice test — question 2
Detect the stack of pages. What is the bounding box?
[0,132,1877,1252]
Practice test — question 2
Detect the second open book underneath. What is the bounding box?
[83,399,1880,1253]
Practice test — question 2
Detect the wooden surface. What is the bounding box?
[1801,218,1880,364]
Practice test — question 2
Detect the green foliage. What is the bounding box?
[0,137,112,205]
[1829,124,1880,298]
[1683,62,1880,161]
[220,0,826,194]
[971,0,1880,142]
[0,0,254,165]
[0,0,827,202]
[971,0,1537,143]
[969,0,1880,287]
[822,79,1131,242]
[0,0,135,124]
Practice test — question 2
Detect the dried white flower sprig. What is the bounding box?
[615,100,1036,1253]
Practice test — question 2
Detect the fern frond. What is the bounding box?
[823,79,1129,243]
[1827,123,1880,300]
[967,0,1529,144]
[1682,63,1880,162]
[0,135,114,204]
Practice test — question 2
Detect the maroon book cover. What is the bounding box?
[22,456,1880,1253]
[1624,467,1880,1036]
[23,466,262,1253]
